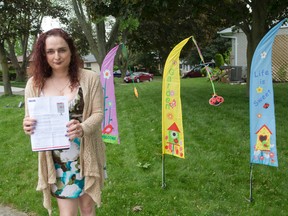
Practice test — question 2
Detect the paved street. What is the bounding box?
[0,86,24,96]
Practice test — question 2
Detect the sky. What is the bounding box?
[41,16,61,32]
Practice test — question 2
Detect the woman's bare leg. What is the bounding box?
[56,198,79,216]
[79,194,96,216]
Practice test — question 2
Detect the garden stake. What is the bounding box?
[162,154,166,189]
[249,163,254,202]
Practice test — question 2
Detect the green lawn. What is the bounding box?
[1,77,288,215]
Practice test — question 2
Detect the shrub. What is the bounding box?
[0,70,17,81]
[200,67,207,77]
[214,53,224,68]
[207,67,228,82]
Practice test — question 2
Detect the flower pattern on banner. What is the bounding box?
[248,19,287,167]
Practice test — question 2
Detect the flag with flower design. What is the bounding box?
[100,45,120,144]
[249,19,287,166]
[162,36,192,158]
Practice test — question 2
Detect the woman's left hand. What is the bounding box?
[66,119,84,140]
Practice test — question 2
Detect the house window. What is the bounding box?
[85,63,91,68]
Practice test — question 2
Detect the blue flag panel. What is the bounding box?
[250,18,287,167]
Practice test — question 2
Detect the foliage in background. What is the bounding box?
[127,0,230,70]
[0,0,67,81]
[2,78,288,215]
[214,53,225,68]
[196,36,232,64]
[207,67,228,82]
[65,18,90,56]
[205,53,229,82]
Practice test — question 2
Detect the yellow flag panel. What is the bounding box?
[162,36,192,159]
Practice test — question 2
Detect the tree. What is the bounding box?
[66,0,288,86]
[210,0,288,94]
[0,0,67,96]
[70,0,122,66]
[65,18,90,56]
[7,0,68,82]
[126,0,229,73]
[67,0,144,78]
[0,0,16,95]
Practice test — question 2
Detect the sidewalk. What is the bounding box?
[0,86,25,96]
[0,205,27,216]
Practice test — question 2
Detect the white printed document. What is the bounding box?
[27,96,70,151]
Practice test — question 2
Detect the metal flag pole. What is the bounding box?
[162,154,166,189]
[249,163,254,202]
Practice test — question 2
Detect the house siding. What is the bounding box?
[219,26,288,81]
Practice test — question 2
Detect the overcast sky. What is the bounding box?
[41,16,61,32]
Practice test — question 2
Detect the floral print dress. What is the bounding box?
[51,87,85,199]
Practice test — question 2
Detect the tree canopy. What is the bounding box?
[0,0,67,95]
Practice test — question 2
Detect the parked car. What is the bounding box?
[113,70,122,78]
[182,62,215,78]
[182,69,202,78]
[114,70,131,78]
[124,72,154,83]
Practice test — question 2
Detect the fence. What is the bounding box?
[272,34,288,82]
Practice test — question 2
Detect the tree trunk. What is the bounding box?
[0,41,12,96]
[96,21,106,65]
[244,0,269,96]
[118,30,129,78]
[72,0,104,66]
[72,0,120,69]
[7,40,24,81]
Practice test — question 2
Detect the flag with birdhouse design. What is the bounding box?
[249,19,287,166]
[162,37,192,158]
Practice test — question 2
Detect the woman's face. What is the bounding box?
[45,35,71,72]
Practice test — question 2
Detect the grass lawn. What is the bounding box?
[1,77,288,215]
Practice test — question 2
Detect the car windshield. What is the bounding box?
[131,72,142,76]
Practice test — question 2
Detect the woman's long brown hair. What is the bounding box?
[28,28,81,90]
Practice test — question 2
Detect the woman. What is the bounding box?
[22,28,105,216]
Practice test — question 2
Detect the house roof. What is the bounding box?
[82,54,97,63]
[11,54,97,64]
[217,26,243,35]
[218,21,288,35]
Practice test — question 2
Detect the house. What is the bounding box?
[2,54,100,76]
[218,24,288,82]
[82,54,100,73]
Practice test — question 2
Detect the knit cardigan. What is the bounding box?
[24,69,106,215]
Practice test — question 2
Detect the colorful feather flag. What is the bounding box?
[162,36,192,158]
[249,19,287,166]
[100,45,120,144]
